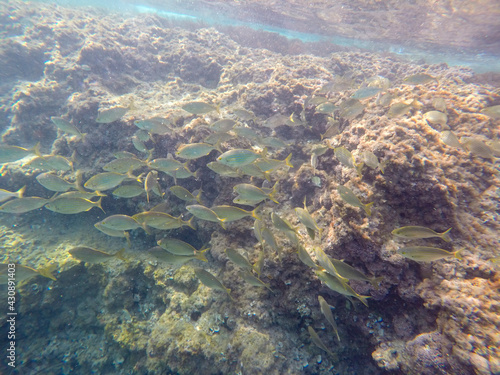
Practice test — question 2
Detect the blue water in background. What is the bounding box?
[30,0,500,74]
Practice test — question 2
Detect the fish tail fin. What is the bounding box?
[219,219,227,230]
[268,181,280,204]
[226,288,235,302]
[141,222,152,235]
[185,216,196,230]
[146,149,154,163]
[38,265,57,281]
[440,228,452,242]
[284,153,294,168]
[195,189,203,204]
[379,160,388,174]
[453,249,462,260]
[196,248,209,262]
[124,231,132,247]
[94,197,105,213]
[251,207,262,221]
[31,142,42,157]
[115,248,128,262]
[355,162,364,178]
[364,202,374,216]
[335,330,341,342]
[146,190,151,203]
[80,133,87,142]
[356,294,370,308]
[370,276,384,290]
[95,190,107,197]
[263,171,271,182]
[215,102,221,115]
[16,185,26,199]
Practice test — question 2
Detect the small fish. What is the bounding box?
[217,149,263,168]
[366,75,391,89]
[311,247,348,284]
[45,197,104,214]
[321,121,341,140]
[392,226,452,241]
[297,245,318,268]
[362,151,386,174]
[432,97,447,113]
[315,102,339,115]
[307,326,335,357]
[334,147,363,177]
[186,204,226,229]
[480,105,500,119]
[193,267,233,300]
[330,259,383,288]
[351,87,382,100]
[69,247,126,263]
[232,109,255,121]
[0,263,56,283]
[134,119,170,135]
[423,111,447,127]
[36,172,78,192]
[237,163,270,181]
[239,270,273,292]
[211,119,236,132]
[0,197,49,214]
[253,219,265,247]
[149,246,207,265]
[170,186,202,204]
[112,184,145,198]
[254,153,293,172]
[0,186,25,203]
[103,158,146,173]
[337,185,373,216]
[225,248,253,272]
[260,137,288,149]
[271,212,298,234]
[232,126,261,142]
[339,98,365,119]
[0,143,41,163]
[375,93,394,107]
[113,151,138,159]
[212,205,261,222]
[233,182,279,205]
[96,105,129,123]
[261,227,282,262]
[41,154,74,171]
[94,222,131,246]
[182,101,219,115]
[253,249,265,276]
[148,158,187,173]
[295,199,322,239]
[135,129,151,142]
[84,171,140,191]
[440,131,463,149]
[206,161,241,177]
[97,214,142,231]
[133,211,195,230]
[311,176,321,187]
[176,143,218,160]
[132,136,149,153]
[315,270,370,307]
[318,296,340,341]
[398,246,462,262]
[50,117,86,139]
[157,238,208,257]
[403,73,438,85]
[387,100,419,118]
[460,137,494,159]
[144,170,163,202]
[58,190,106,200]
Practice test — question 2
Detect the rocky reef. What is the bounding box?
[0,1,499,375]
